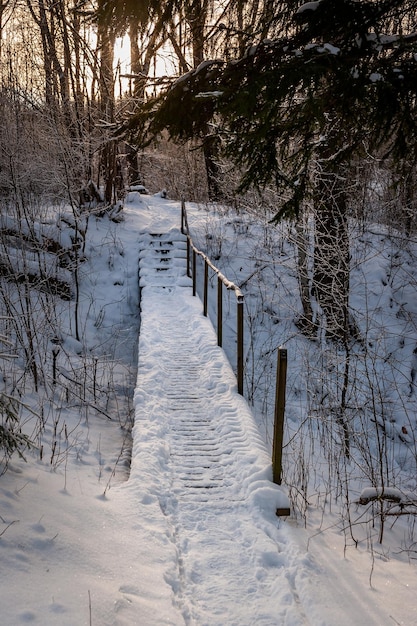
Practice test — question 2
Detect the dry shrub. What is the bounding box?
[137,136,209,202]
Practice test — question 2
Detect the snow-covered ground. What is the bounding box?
[0,192,416,625]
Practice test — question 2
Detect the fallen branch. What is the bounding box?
[358,486,417,508]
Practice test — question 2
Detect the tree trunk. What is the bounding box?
[97,1,116,204]
[295,213,316,336]
[313,170,350,342]
[0,1,10,65]
[186,0,222,200]
[203,134,222,201]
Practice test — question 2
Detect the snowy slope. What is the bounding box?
[0,193,416,625]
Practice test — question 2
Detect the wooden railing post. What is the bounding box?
[272,347,287,485]
[203,259,208,317]
[186,236,191,278]
[217,276,222,347]
[181,198,186,235]
[192,249,196,297]
[237,296,244,395]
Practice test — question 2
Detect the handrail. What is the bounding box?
[180,200,289,503]
[190,246,244,299]
[181,199,244,395]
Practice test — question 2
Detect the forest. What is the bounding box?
[1,0,417,561]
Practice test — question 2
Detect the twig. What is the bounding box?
[0,519,19,537]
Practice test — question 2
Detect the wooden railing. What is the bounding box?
[181,200,244,395]
[181,200,289,506]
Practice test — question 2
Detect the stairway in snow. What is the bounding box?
[138,230,188,290]
[133,228,288,625]
[136,228,256,502]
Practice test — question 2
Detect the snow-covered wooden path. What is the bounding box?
[129,217,392,626]
[0,195,411,626]
[132,228,295,625]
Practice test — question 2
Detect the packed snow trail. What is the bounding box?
[133,228,299,625]
[129,211,392,626]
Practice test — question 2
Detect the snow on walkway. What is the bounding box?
[131,227,298,625]
[127,199,406,626]
[0,196,415,626]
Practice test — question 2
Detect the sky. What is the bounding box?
[0,191,416,625]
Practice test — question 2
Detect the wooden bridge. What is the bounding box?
[129,217,291,624]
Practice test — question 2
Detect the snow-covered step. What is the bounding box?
[138,229,189,289]
[140,259,186,271]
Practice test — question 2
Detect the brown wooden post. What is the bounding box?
[237,296,244,395]
[192,249,197,297]
[203,259,208,317]
[186,236,191,278]
[272,347,287,485]
[217,276,222,347]
[181,198,186,234]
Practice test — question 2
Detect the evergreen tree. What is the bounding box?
[134,0,417,340]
